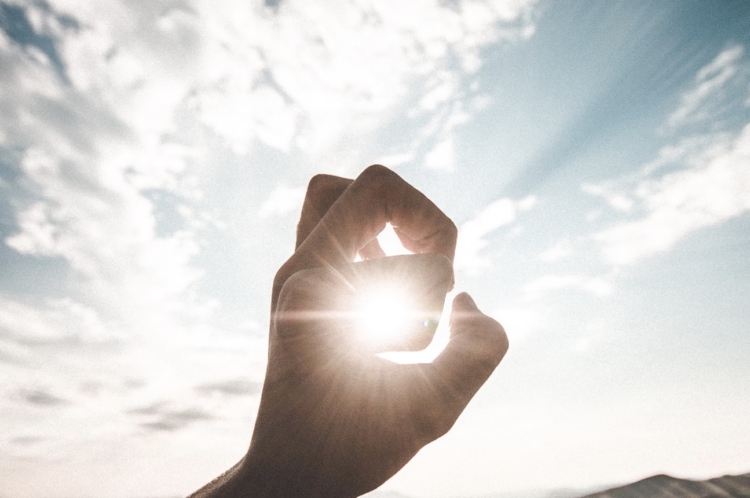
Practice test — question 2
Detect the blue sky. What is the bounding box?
[1,1,749,497]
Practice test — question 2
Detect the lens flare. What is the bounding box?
[354,285,413,344]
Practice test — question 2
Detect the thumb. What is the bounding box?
[429,293,508,415]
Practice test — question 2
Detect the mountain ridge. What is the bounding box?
[365,470,750,498]
[579,471,750,498]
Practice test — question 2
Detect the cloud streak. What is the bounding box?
[594,125,750,266]
[129,402,215,433]
[667,45,744,129]
[455,195,537,275]
[586,45,750,268]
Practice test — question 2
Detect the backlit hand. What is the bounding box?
[190,165,508,498]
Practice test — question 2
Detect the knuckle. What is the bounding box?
[415,406,454,442]
[273,260,310,309]
[273,260,294,294]
[478,317,509,363]
[446,218,458,241]
[449,219,458,236]
[362,163,392,176]
[275,269,311,311]
[360,164,397,187]
[306,174,337,199]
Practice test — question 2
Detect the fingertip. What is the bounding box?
[448,292,509,356]
[453,292,478,311]
[429,293,508,415]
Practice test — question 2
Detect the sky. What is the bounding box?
[1,1,749,497]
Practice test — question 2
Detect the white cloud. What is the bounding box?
[417,88,474,172]
[258,185,306,218]
[424,136,457,171]
[570,320,609,354]
[667,45,744,129]
[0,296,115,347]
[594,124,750,266]
[0,0,539,172]
[455,195,537,274]
[374,151,416,168]
[581,183,634,213]
[539,239,573,262]
[191,0,535,160]
[3,149,203,319]
[490,305,547,344]
[522,274,613,301]
[585,45,750,268]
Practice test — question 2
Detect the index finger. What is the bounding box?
[295,174,352,250]
[306,164,456,263]
[273,165,457,309]
[295,174,386,259]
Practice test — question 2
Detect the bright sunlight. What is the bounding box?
[353,284,414,345]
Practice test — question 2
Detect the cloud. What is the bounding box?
[581,183,634,213]
[16,388,69,407]
[25,0,534,160]
[129,403,214,432]
[522,274,613,301]
[455,195,537,275]
[490,305,548,344]
[585,44,750,268]
[538,239,573,262]
[9,435,46,446]
[0,296,116,349]
[667,45,744,129]
[2,146,205,327]
[424,136,457,171]
[374,151,416,168]
[195,379,261,397]
[594,124,750,266]
[259,185,306,218]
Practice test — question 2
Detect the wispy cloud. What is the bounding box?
[522,274,613,301]
[259,185,306,218]
[16,388,69,407]
[594,124,750,266]
[455,195,537,275]
[581,183,634,213]
[195,378,261,397]
[490,305,548,344]
[129,402,215,432]
[667,45,744,129]
[586,45,750,267]
[538,239,573,262]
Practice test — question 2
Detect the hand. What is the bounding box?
[190,165,508,498]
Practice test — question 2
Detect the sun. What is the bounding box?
[340,253,453,354]
[353,284,414,345]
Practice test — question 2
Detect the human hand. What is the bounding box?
[191,165,508,498]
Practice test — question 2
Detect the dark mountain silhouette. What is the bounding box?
[365,471,750,498]
[580,472,750,498]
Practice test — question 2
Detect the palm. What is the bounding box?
[255,270,445,496]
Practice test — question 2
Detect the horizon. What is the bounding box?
[1,1,749,497]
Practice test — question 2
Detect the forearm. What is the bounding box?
[188,459,251,498]
[187,455,354,498]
